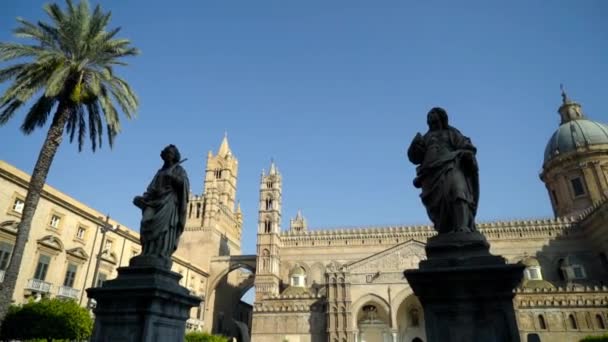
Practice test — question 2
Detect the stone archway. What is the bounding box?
[352,294,392,342]
[206,255,256,340]
[395,293,426,342]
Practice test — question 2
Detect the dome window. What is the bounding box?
[520,257,543,280]
[290,266,306,287]
[570,177,586,197]
[560,255,587,280]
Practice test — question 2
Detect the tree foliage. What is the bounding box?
[185,331,230,342]
[581,334,608,342]
[0,0,139,150]
[0,298,93,342]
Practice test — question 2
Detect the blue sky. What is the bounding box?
[1,0,607,259]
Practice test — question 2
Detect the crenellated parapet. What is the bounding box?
[278,215,592,247]
[515,285,608,309]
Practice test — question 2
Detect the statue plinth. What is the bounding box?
[86,265,201,342]
[404,232,524,342]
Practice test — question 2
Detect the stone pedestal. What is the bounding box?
[86,263,201,342]
[404,232,524,342]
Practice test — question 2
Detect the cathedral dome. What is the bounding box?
[543,88,608,165]
[543,119,608,164]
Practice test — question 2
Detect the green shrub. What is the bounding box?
[185,331,229,342]
[0,298,93,342]
[581,334,608,342]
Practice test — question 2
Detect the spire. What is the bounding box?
[296,209,303,220]
[236,201,242,214]
[560,84,570,104]
[557,84,585,124]
[269,158,277,175]
[217,133,231,157]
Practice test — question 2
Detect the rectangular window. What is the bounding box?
[63,263,78,287]
[551,190,559,205]
[572,266,585,279]
[34,255,51,280]
[49,215,61,228]
[571,177,586,197]
[105,239,113,251]
[12,198,24,214]
[76,227,86,239]
[0,242,14,270]
[96,272,107,287]
[529,268,540,280]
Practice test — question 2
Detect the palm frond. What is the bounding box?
[21,96,56,134]
[0,99,24,124]
[0,0,139,151]
[0,43,46,61]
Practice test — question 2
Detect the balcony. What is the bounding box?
[57,286,80,299]
[186,318,203,331]
[25,278,52,293]
[0,270,4,283]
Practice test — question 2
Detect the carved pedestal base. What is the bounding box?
[404,232,524,342]
[86,266,201,342]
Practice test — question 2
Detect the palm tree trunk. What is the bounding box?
[0,102,71,326]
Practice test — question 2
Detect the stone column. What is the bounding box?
[391,330,398,342]
[404,232,524,342]
[353,329,359,342]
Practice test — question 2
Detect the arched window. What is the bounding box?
[290,266,306,287]
[196,203,201,218]
[597,314,606,329]
[267,181,273,189]
[189,203,193,218]
[215,169,222,179]
[262,249,270,271]
[538,314,547,330]
[265,198,273,210]
[568,314,578,330]
[264,220,271,233]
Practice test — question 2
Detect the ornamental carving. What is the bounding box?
[348,240,426,273]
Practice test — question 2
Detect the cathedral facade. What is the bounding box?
[247,92,608,342]
[0,91,607,342]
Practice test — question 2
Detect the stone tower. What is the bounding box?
[177,135,243,271]
[254,161,283,300]
[540,87,608,217]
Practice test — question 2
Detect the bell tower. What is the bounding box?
[254,160,282,300]
[178,135,242,271]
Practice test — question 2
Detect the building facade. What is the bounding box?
[0,91,607,342]
[249,91,608,342]
[0,136,248,332]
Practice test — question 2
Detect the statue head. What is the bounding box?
[160,144,181,164]
[427,107,449,131]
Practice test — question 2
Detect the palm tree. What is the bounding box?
[0,0,139,324]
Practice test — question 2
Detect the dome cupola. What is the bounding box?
[540,86,608,217]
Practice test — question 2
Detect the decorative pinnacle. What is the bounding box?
[560,83,569,104]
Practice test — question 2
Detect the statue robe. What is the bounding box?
[138,164,189,258]
[408,126,479,233]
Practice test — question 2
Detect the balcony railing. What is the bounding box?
[186,318,203,330]
[57,285,80,299]
[0,270,5,283]
[25,278,52,293]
